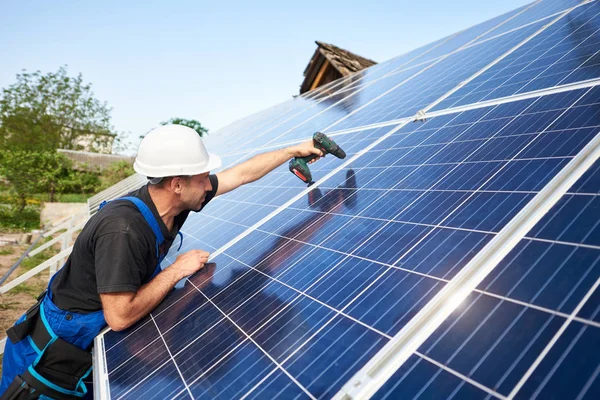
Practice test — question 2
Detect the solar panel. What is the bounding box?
[433,2,600,110]
[94,1,600,398]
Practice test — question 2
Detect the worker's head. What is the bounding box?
[134,124,221,208]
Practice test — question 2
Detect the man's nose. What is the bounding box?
[205,177,212,191]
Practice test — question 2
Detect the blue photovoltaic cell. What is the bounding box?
[434,2,600,110]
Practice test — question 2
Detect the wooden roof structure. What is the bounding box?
[300,41,377,94]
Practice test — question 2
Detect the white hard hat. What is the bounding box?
[134,125,221,178]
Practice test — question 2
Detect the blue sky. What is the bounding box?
[1,0,531,153]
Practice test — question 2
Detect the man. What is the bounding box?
[0,124,324,399]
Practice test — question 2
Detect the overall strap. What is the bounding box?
[103,196,165,258]
[119,196,165,245]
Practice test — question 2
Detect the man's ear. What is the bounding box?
[170,177,184,194]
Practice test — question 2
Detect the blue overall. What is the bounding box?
[0,197,168,398]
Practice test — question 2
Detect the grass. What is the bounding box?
[21,238,58,272]
[6,238,56,301]
[11,280,46,298]
[0,204,40,231]
[0,247,14,256]
[52,193,89,203]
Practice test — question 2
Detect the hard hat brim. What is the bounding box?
[134,152,222,178]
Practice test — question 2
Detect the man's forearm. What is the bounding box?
[102,267,182,331]
[235,147,294,184]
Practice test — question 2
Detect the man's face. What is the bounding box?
[181,172,212,211]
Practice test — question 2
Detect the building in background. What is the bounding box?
[57,149,134,172]
[300,41,377,94]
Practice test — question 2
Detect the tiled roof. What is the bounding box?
[314,41,377,75]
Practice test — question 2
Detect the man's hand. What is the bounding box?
[288,139,324,163]
[171,250,210,280]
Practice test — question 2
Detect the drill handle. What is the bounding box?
[298,153,321,164]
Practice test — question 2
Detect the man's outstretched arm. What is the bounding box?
[215,140,322,196]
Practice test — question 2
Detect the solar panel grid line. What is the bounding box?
[325,77,600,136]
[523,235,600,250]
[319,56,509,134]
[418,3,581,117]
[246,183,597,197]
[412,350,507,399]
[459,0,589,48]
[472,287,600,328]
[422,77,600,120]
[214,196,498,249]
[177,280,318,400]
[332,91,600,399]
[244,76,414,151]
[507,275,600,399]
[348,5,541,96]
[239,366,283,400]
[149,314,194,399]
[578,364,600,400]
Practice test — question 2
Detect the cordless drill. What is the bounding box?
[289,132,346,184]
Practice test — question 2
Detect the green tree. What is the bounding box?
[0,150,72,211]
[161,117,208,137]
[99,161,136,190]
[0,66,116,152]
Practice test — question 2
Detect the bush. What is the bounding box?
[0,204,40,231]
[99,161,135,190]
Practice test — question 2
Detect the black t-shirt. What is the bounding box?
[50,175,219,313]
